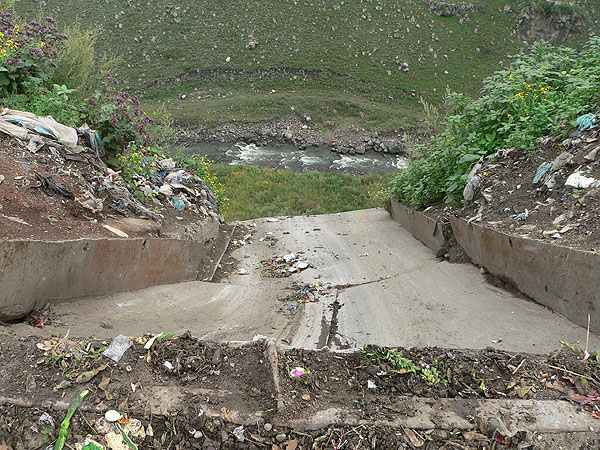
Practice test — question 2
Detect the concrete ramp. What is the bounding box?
[13,209,599,354]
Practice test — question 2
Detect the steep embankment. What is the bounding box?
[15,0,600,130]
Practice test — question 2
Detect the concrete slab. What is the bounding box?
[9,209,599,354]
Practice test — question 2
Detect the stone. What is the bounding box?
[276,434,287,443]
[264,423,273,432]
[584,147,599,161]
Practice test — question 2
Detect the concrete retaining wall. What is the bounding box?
[0,236,211,321]
[390,200,446,254]
[451,216,600,333]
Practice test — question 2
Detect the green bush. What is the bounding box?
[49,24,119,96]
[392,37,600,208]
[4,79,80,125]
[79,75,153,159]
[0,14,66,94]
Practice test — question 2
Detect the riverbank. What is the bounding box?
[178,115,427,156]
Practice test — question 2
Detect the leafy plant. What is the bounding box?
[421,365,446,387]
[4,79,80,125]
[79,74,153,157]
[358,347,420,374]
[0,13,66,95]
[38,333,106,378]
[392,37,600,208]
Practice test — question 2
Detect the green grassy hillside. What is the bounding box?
[16,0,600,130]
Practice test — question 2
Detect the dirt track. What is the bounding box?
[9,208,599,354]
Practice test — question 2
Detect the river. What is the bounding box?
[184,142,407,174]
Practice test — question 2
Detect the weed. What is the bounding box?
[421,365,447,387]
[37,333,107,378]
[358,347,420,374]
[561,340,581,353]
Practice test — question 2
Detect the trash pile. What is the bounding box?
[0,108,220,240]
[279,282,327,304]
[454,111,600,250]
[261,253,311,278]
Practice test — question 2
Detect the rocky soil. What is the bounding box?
[179,115,427,156]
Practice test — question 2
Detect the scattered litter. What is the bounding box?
[0,108,78,148]
[54,390,90,450]
[532,162,551,184]
[158,158,176,169]
[35,172,74,199]
[262,254,311,277]
[286,306,297,311]
[238,268,249,275]
[492,338,503,344]
[143,334,160,350]
[163,361,174,372]
[0,174,4,185]
[359,252,369,257]
[170,195,186,211]
[103,224,129,238]
[367,380,377,389]
[512,209,528,221]
[584,147,599,161]
[576,113,597,131]
[463,159,482,202]
[105,430,130,450]
[566,172,600,189]
[289,367,309,378]
[266,217,279,222]
[279,282,325,303]
[103,335,133,362]
[104,410,123,423]
[233,425,245,442]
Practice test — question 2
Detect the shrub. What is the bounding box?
[392,37,600,208]
[49,24,119,95]
[79,75,153,159]
[3,79,80,125]
[0,13,66,94]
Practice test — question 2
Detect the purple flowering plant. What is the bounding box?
[79,74,154,158]
[0,13,66,94]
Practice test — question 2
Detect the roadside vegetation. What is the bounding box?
[392,37,600,208]
[14,0,600,130]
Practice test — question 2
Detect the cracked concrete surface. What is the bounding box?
[7,209,599,354]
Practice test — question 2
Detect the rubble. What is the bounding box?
[0,110,221,241]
